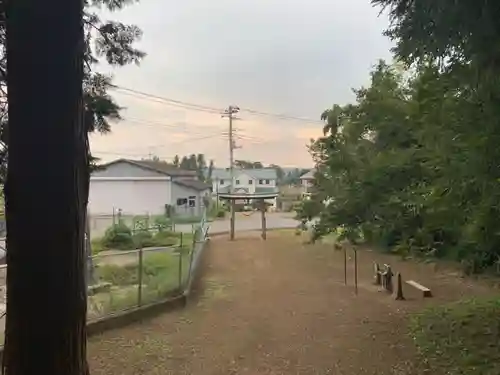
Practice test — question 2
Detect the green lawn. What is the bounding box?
[410,297,500,375]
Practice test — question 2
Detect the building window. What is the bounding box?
[265,179,270,184]
[176,198,187,206]
[188,196,196,207]
[220,179,224,185]
[248,180,253,185]
[259,179,264,184]
[236,179,240,185]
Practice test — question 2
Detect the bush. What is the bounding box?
[102,223,134,250]
[98,263,138,286]
[153,231,179,247]
[132,230,156,248]
[154,215,172,231]
[91,237,105,255]
[142,252,175,277]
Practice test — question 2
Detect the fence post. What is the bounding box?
[137,246,144,307]
[178,233,183,290]
[187,230,196,282]
[354,248,358,295]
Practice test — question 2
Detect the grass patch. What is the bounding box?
[410,297,500,375]
[89,250,193,316]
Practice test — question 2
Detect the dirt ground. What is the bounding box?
[88,231,497,375]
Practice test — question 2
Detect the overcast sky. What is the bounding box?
[90,0,393,168]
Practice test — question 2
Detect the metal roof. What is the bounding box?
[173,179,211,191]
[300,169,316,180]
[98,159,197,177]
[210,168,277,180]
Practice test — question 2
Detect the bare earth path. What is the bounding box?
[88,232,495,375]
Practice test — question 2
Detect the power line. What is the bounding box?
[92,132,228,157]
[110,84,324,124]
[110,85,222,115]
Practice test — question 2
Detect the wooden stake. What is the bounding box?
[230,199,235,240]
[374,262,381,285]
[354,248,358,295]
[395,273,405,300]
[260,200,267,240]
[343,247,347,285]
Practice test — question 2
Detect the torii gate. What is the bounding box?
[217,190,279,240]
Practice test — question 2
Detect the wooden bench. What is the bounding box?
[406,280,432,298]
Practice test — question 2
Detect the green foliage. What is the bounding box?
[410,298,500,375]
[98,222,180,250]
[153,231,179,247]
[310,57,500,272]
[91,237,105,255]
[132,230,155,248]
[215,207,226,218]
[0,0,145,183]
[154,215,170,230]
[98,263,138,286]
[102,222,134,250]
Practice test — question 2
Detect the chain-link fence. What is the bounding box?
[0,212,210,344]
[87,212,210,320]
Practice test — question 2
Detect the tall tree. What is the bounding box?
[4,0,88,374]
[196,153,206,180]
[188,154,197,170]
[207,159,215,182]
[234,160,264,169]
[0,0,145,183]
[269,164,284,184]
[179,156,189,169]
[172,154,180,167]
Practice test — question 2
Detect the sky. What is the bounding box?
[90,0,393,168]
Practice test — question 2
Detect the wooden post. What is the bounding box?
[354,248,358,295]
[374,263,381,285]
[386,265,394,293]
[137,246,144,307]
[261,199,267,240]
[230,199,235,240]
[343,247,347,285]
[178,233,183,289]
[395,273,405,300]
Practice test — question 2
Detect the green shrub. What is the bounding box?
[91,238,105,255]
[132,230,156,248]
[142,252,175,277]
[153,231,179,247]
[102,223,134,250]
[215,207,226,218]
[154,215,171,231]
[97,263,138,286]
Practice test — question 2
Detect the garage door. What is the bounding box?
[88,180,170,216]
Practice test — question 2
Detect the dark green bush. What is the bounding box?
[153,231,179,247]
[102,223,134,250]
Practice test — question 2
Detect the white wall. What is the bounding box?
[171,184,208,217]
[88,179,171,216]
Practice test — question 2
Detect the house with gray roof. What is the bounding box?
[89,158,211,218]
[299,168,316,196]
[210,168,279,208]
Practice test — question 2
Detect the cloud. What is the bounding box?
[91,0,393,167]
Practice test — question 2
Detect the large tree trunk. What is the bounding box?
[3,0,88,374]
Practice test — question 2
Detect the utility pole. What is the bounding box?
[222,105,239,240]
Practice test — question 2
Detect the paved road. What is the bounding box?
[179,212,299,234]
[90,212,299,238]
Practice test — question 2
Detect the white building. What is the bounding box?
[299,169,316,197]
[89,159,211,217]
[210,168,278,208]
